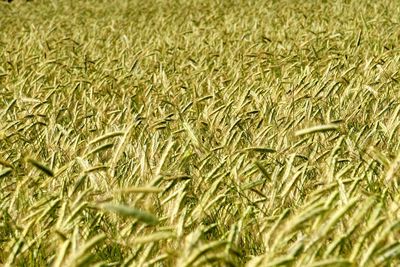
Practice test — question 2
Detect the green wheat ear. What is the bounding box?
[100,203,159,225]
[0,167,12,178]
[26,157,54,177]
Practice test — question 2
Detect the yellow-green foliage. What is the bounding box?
[1,0,400,266]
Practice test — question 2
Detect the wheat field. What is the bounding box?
[1,0,400,266]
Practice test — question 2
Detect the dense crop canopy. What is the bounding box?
[1,0,400,266]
